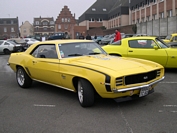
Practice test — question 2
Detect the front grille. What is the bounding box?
[124,69,161,85]
[116,77,123,86]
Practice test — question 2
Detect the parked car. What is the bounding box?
[7,39,165,107]
[0,40,22,54]
[102,36,177,68]
[48,32,65,40]
[100,34,115,45]
[163,33,177,43]
[93,36,103,44]
[8,38,28,51]
[24,38,39,47]
[167,42,177,48]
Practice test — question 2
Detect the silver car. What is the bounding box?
[0,40,22,54]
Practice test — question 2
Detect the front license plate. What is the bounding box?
[139,87,149,97]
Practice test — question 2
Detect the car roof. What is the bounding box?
[36,39,94,45]
[123,36,157,40]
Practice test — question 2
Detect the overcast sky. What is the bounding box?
[0,0,96,25]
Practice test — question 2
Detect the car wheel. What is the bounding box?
[77,79,95,107]
[16,67,32,88]
[3,49,11,55]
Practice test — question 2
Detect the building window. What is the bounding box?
[43,22,48,25]
[23,29,26,33]
[152,0,156,3]
[64,24,68,29]
[68,18,70,22]
[62,18,64,22]
[11,27,14,32]
[58,24,61,29]
[50,21,54,25]
[36,21,39,25]
[92,8,96,11]
[160,12,164,18]
[103,8,107,11]
[44,27,47,30]
[159,0,164,2]
[168,10,172,17]
[65,18,67,22]
[152,14,156,20]
[89,18,95,22]
[4,27,7,32]
[36,27,38,31]
[146,16,150,21]
[11,20,14,24]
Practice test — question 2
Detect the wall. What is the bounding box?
[137,16,177,36]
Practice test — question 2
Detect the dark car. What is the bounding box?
[8,38,28,51]
[48,32,66,40]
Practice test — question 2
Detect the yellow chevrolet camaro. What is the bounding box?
[8,39,165,107]
[103,36,177,68]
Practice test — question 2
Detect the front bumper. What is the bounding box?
[114,88,154,102]
[113,76,165,93]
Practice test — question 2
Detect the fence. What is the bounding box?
[137,16,177,37]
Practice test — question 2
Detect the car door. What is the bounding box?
[0,41,4,52]
[127,39,168,66]
[27,44,62,85]
[165,48,177,68]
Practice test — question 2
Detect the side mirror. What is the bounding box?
[153,45,158,50]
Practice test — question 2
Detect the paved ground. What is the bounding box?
[0,54,177,133]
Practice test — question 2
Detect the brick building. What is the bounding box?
[0,17,19,39]
[55,6,88,39]
[33,16,55,37]
[129,0,177,24]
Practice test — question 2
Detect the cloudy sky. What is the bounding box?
[0,0,96,25]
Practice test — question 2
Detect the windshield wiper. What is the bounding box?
[88,52,101,55]
[68,53,83,56]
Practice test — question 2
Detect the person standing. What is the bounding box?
[114,29,121,42]
[86,33,92,40]
[79,33,85,39]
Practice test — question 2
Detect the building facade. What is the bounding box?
[33,17,55,37]
[55,6,77,38]
[0,17,19,39]
[129,0,177,25]
[19,21,33,37]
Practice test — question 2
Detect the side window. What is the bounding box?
[129,40,155,48]
[172,36,177,42]
[31,44,58,59]
[4,42,10,45]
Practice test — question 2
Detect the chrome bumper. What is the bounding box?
[113,76,165,93]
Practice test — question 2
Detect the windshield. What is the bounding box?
[7,40,17,45]
[165,35,171,40]
[155,38,169,48]
[58,42,107,58]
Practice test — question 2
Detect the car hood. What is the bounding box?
[67,55,161,76]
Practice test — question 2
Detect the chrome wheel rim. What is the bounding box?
[78,81,83,103]
[17,69,25,86]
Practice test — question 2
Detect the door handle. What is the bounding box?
[128,50,133,52]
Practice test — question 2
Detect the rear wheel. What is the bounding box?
[16,67,32,88]
[3,49,11,55]
[77,79,95,107]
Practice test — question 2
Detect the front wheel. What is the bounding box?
[77,79,95,107]
[16,67,32,88]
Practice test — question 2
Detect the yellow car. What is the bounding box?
[102,36,177,68]
[8,40,164,107]
[163,33,177,43]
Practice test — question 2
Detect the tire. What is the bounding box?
[77,79,95,107]
[16,67,32,88]
[3,49,11,55]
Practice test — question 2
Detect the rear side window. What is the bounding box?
[0,41,4,45]
[129,39,156,48]
[31,44,58,59]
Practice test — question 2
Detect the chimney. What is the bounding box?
[74,13,75,18]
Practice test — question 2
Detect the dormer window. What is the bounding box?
[103,8,107,11]
[92,8,96,11]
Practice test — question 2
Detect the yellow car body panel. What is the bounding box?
[8,40,165,100]
[163,33,177,43]
[103,36,177,68]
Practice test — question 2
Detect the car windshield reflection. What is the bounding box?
[58,42,107,58]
